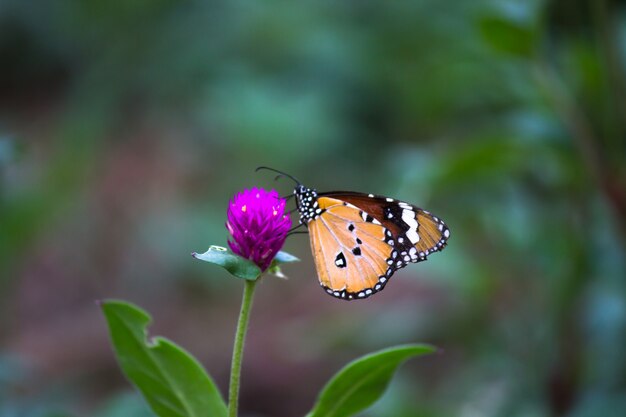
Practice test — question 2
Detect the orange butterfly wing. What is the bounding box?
[296,186,450,300]
[319,192,450,259]
[308,197,394,299]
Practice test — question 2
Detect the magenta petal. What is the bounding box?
[224,188,292,271]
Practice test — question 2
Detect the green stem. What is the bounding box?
[228,279,257,417]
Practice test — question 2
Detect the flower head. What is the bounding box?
[226,187,292,271]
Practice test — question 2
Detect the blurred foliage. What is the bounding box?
[0,0,625,416]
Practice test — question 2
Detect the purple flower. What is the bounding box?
[226,188,292,271]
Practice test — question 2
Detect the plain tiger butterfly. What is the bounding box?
[257,167,451,301]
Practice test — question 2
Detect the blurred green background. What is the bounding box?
[1,0,625,416]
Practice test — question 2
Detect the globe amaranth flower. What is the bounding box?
[226,188,292,271]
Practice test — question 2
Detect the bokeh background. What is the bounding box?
[1,0,625,416]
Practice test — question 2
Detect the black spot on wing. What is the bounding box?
[358,210,375,223]
[334,252,347,269]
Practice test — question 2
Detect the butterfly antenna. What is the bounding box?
[256,166,301,186]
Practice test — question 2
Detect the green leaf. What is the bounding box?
[192,245,261,280]
[267,250,300,279]
[306,344,436,417]
[478,16,536,57]
[192,246,299,281]
[101,300,228,417]
[272,250,300,264]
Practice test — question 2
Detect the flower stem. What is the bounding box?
[228,279,257,417]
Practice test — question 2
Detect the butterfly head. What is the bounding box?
[295,184,321,224]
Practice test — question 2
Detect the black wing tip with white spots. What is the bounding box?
[437,221,451,250]
[425,215,451,254]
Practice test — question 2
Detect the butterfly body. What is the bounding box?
[294,184,450,300]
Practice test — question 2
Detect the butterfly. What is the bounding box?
[258,167,451,301]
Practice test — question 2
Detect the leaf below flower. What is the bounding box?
[192,247,300,281]
[267,250,301,279]
[192,246,262,280]
[272,250,300,264]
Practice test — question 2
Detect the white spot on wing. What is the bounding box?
[401,209,420,243]
[406,228,420,243]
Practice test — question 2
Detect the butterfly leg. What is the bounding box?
[287,223,306,233]
[286,222,308,237]
[287,230,309,237]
